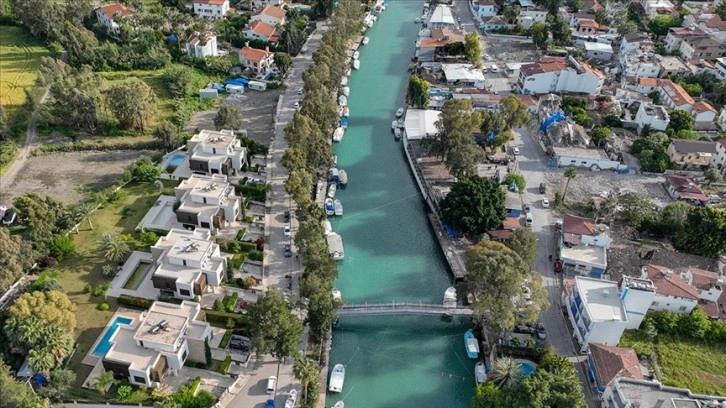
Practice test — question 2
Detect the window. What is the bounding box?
[182,350,188,361]
[201,222,210,228]
[679,306,688,312]
[651,301,659,306]
[183,260,187,266]
[180,289,191,296]
[133,376,145,384]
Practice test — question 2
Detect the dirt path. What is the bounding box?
[0,88,49,195]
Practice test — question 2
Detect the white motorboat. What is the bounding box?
[332,402,344,408]
[332,289,342,302]
[362,36,370,45]
[353,59,360,70]
[328,364,345,392]
[397,118,404,127]
[328,183,337,199]
[393,127,401,140]
[332,127,345,142]
[475,362,487,385]
[332,154,338,166]
[334,199,343,216]
[366,19,374,27]
[340,106,349,118]
[324,198,335,216]
[338,170,348,187]
[396,107,404,118]
[391,120,398,130]
[341,86,350,97]
[340,76,348,86]
[338,95,347,106]
[321,219,333,235]
[415,17,421,23]
[443,286,457,305]
[345,68,351,77]
[326,233,344,260]
[353,51,359,60]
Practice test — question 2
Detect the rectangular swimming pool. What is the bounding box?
[92,316,133,357]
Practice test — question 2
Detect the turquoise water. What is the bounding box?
[92,316,133,356]
[167,154,185,168]
[517,360,537,377]
[327,2,475,406]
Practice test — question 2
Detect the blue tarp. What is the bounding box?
[167,34,178,43]
[224,78,249,86]
[340,117,348,127]
[443,224,457,239]
[540,111,565,134]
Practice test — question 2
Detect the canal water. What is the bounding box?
[328,1,475,406]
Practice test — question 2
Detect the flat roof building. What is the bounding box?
[403,109,442,140]
[174,174,242,234]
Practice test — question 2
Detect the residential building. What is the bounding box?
[191,0,230,20]
[489,193,520,241]
[587,344,643,394]
[442,64,486,89]
[250,0,284,9]
[699,15,726,42]
[581,0,604,14]
[715,57,726,80]
[187,129,248,176]
[472,0,498,18]
[682,267,724,303]
[95,3,133,34]
[634,102,669,133]
[185,32,217,58]
[552,147,625,173]
[560,214,611,278]
[568,12,596,27]
[666,139,717,170]
[562,277,631,353]
[517,94,539,113]
[243,20,279,43]
[516,9,547,29]
[250,5,286,27]
[480,16,508,30]
[692,100,717,129]
[657,79,695,111]
[429,5,456,28]
[517,57,605,95]
[415,28,465,62]
[656,55,690,78]
[713,138,726,171]
[663,175,708,202]
[629,77,659,94]
[150,229,227,299]
[174,174,241,233]
[584,42,613,61]
[679,35,725,61]
[620,54,661,81]
[100,301,211,387]
[640,0,676,18]
[602,377,726,408]
[619,33,652,55]
[641,264,699,314]
[238,44,274,74]
[618,275,657,329]
[576,20,608,36]
[664,27,705,53]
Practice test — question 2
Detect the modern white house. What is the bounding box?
[174,174,242,233]
[191,0,230,20]
[243,20,279,43]
[640,0,675,18]
[187,129,248,176]
[641,264,699,314]
[517,57,605,95]
[584,42,613,62]
[95,3,133,34]
[552,147,625,173]
[238,44,275,74]
[250,5,286,27]
[150,229,227,300]
[185,32,218,58]
[619,32,652,55]
[471,0,498,19]
[602,377,726,408]
[620,54,661,81]
[692,100,717,130]
[634,102,669,133]
[517,9,547,29]
[100,301,211,387]
[559,214,612,278]
[441,64,486,89]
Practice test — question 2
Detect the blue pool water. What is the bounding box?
[167,154,185,168]
[92,316,133,357]
[517,360,537,377]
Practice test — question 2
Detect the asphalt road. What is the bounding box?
[453,0,479,32]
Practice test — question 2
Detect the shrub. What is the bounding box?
[220,356,232,375]
[116,385,133,402]
[204,310,249,328]
[36,256,58,268]
[83,283,93,293]
[49,235,75,260]
[219,330,233,349]
[139,231,159,246]
[213,298,225,312]
[102,264,117,278]
[247,250,263,262]
[118,294,155,309]
[92,283,111,297]
[239,241,257,252]
[224,292,239,313]
[97,302,110,311]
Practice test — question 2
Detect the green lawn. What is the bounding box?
[58,182,161,385]
[0,25,50,116]
[620,331,726,395]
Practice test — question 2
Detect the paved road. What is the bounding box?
[453,0,478,32]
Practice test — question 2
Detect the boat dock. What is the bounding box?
[339,302,473,316]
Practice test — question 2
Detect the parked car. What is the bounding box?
[283,210,291,222]
[284,224,291,237]
[514,325,536,335]
[539,182,546,194]
[266,376,277,394]
[542,198,549,208]
[296,88,303,95]
[266,399,275,408]
[284,244,292,258]
[512,147,520,155]
[524,204,531,213]
[536,323,547,340]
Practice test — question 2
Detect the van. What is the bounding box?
[266,376,277,394]
[525,217,533,227]
[539,183,546,194]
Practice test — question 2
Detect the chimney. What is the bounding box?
[245,41,250,48]
[265,46,269,52]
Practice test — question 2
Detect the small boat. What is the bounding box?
[338,95,347,106]
[340,76,348,86]
[329,364,345,392]
[391,120,398,130]
[362,36,370,45]
[324,198,335,216]
[353,59,360,70]
[464,330,480,359]
[366,19,374,28]
[332,318,341,328]
[352,51,359,60]
[341,86,350,97]
[332,127,345,142]
[396,107,404,118]
[397,118,404,127]
[338,170,348,187]
[393,127,401,140]
[341,106,349,117]
[327,183,337,199]
[475,362,487,385]
[345,68,351,77]
[321,219,333,235]
[332,402,344,408]
[332,289,342,301]
[443,286,457,305]
[415,17,421,23]
[332,154,338,166]
[330,167,340,183]
[340,116,349,129]
[334,199,343,216]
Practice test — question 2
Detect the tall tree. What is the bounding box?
[274,53,292,76]
[512,368,586,407]
[214,104,245,131]
[407,75,430,109]
[666,109,694,134]
[499,94,529,130]
[13,192,67,251]
[591,126,612,147]
[464,32,482,68]
[105,78,157,131]
[489,357,523,388]
[0,359,51,408]
[618,192,655,228]
[440,175,506,236]
[424,99,482,178]
[293,358,320,404]
[672,207,726,257]
[548,15,572,45]
[562,165,577,202]
[8,0,92,40]
[152,120,180,150]
[284,112,332,171]
[247,290,304,361]
[531,22,549,49]
[0,229,34,292]
[507,228,538,265]
[162,65,197,98]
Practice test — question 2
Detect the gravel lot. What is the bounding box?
[0,151,148,204]
[543,171,674,208]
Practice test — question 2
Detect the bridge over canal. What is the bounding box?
[339,302,473,317]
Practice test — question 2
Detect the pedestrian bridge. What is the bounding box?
[339,302,473,316]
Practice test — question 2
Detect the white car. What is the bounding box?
[284,224,291,237]
[294,101,300,108]
[513,147,520,155]
[542,198,550,208]
[490,65,499,73]
[301,45,308,53]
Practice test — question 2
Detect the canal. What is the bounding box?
[327,1,476,406]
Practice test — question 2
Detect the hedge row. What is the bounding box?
[219,355,232,375]
[118,294,155,309]
[32,140,161,156]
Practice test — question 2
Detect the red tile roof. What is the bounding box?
[704,15,726,31]
[419,28,465,48]
[693,100,716,114]
[239,46,273,63]
[502,217,521,230]
[489,229,514,241]
[644,264,700,301]
[563,214,597,236]
[669,27,705,37]
[687,267,721,290]
[638,77,658,87]
[186,32,215,46]
[520,59,568,76]
[193,0,227,5]
[258,5,286,20]
[247,20,278,39]
[99,3,133,19]
[589,343,643,386]
[658,79,695,107]
[518,94,538,107]
[578,20,600,28]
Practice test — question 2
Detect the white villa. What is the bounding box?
[95,3,133,34]
[185,32,218,58]
[191,0,230,20]
[188,129,248,176]
[174,174,242,233]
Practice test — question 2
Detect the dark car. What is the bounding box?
[265,399,275,408]
[536,323,547,340]
[284,244,292,258]
[514,325,536,335]
[539,182,546,194]
[283,210,291,222]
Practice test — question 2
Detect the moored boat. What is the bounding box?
[329,364,345,393]
[332,402,344,408]
[443,286,457,305]
[324,198,335,216]
[475,361,487,385]
[340,76,348,86]
[415,17,420,23]
[464,330,480,359]
[391,120,398,130]
[352,51,359,60]
[334,199,343,216]
[394,127,401,140]
[353,59,360,70]
[340,116,349,129]
[396,107,404,118]
[362,36,370,45]
[341,86,350,96]
[327,183,337,199]
[332,289,342,302]
[338,95,347,106]
[332,127,345,142]
[321,219,333,235]
[339,170,348,187]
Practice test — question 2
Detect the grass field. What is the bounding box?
[0,25,50,116]
[98,69,176,128]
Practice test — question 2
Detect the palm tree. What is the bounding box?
[489,357,523,388]
[74,202,94,232]
[98,232,131,264]
[92,370,116,396]
[41,326,74,365]
[293,357,319,402]
[6,316,44,351]
[28,348,56,375]
[154,180,164,193]
[562,165,577,202]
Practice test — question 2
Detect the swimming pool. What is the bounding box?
[92,316,133,357]
[166,154,185,169]
[517,359,537,377]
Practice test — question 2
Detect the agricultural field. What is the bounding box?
[0,25,50,116]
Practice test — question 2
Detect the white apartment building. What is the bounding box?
[602,377,726,408]
[619,33,652,55]
[641,265,699,314]
[185,32,218,58]
[95,3,133,34]
[100,301,211,387]
[187,129,248,176]
[517,9,547,29]
[620,54,661,80]
[174,174,241,233]
[584,42,613,62]
[472,0,498,18]
[517,57,605,95]
[712,139,726,171]
[664,26,705,52]
[634,102,669,132]
[150,229,227,299]
[191,0,230,20]
[658,79,695,111]
[559,214,611,278]
[618,276,657,329]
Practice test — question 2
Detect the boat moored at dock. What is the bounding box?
[338,170,348,187]
[332,127,345,143]
[324,198,335,216]
[464,330,480,359]
[362,36,370,45]
[443,287,457,306]
[327,233,344,260]
[334,199,343,216]
[353,59,360,70]
[327,183,337,198]
[353,51,359,60]
[396,107,404,118]
[475,362,487,385]
[329,364,346,392]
